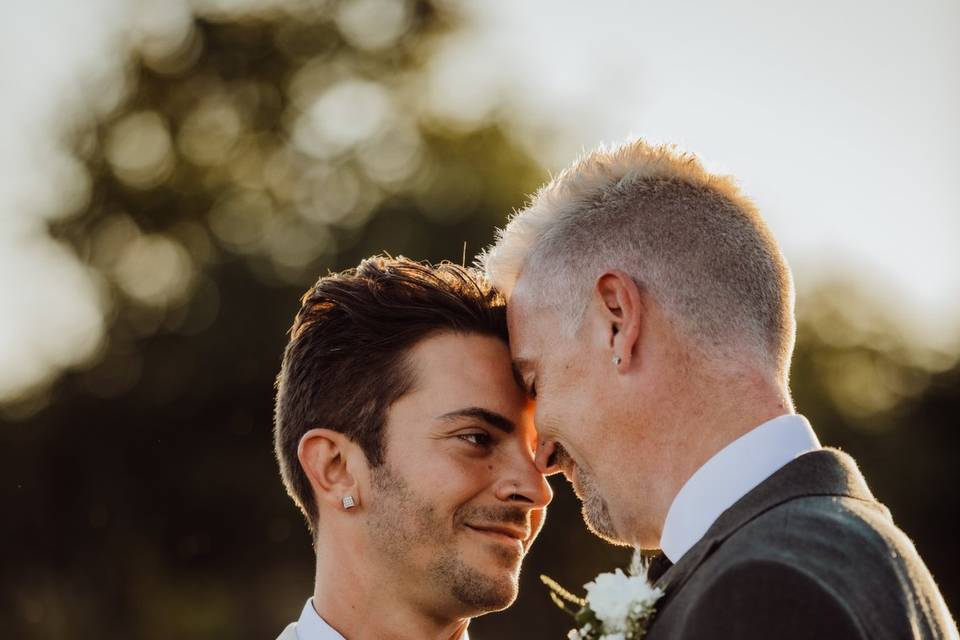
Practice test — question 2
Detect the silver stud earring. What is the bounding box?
[612,355,622,366]
[342,495,356,510]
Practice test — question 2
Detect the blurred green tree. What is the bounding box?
[2,3,584,638]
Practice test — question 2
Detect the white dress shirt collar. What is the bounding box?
[295,599,345,640]
[294,598,470,640]
[660,413,821,563]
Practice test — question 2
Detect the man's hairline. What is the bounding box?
[370,326,520,454]
[505,259,607,340]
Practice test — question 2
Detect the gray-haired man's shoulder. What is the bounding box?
[648,450,957,639]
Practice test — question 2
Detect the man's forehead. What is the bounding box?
[505,298,535,361]
[505,278,537,327]
[506,283,554,359]
[410,331,508,380]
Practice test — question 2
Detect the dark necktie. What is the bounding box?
[647,552,674,582]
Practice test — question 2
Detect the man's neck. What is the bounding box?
[312,540,470,640]
[659,413,819,561]
[648,374,793,546]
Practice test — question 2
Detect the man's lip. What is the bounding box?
[465,524,529,543]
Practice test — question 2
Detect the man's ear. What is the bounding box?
[594,270,643,369]
[298,428,361,511]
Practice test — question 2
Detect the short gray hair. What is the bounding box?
[479,140,795,375]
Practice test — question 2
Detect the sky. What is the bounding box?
[1,0,958,402]
[425,0,960,341]
[0,0,129,403]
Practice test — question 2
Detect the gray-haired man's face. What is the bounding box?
[507,280,654,548]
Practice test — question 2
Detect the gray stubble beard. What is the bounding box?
[574,465,621,543]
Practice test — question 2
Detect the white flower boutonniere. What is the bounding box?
[541,553,664,640]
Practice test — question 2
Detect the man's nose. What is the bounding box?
[535,438,561,475]
[497,454,554,508]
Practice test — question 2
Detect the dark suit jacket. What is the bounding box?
[646,449,958,639]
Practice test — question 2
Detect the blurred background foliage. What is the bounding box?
[1,1,956,638]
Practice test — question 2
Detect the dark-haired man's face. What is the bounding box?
[360,331,552,616]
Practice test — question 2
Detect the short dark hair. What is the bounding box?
[273,255,508,534]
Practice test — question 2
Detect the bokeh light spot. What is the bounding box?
[177,96,244,167]
[335,0,411,51]
[296,164,361,224]
[357,120,422,187]
[295,79,392,157]
[105,111,175,189]
[112,234,194,307]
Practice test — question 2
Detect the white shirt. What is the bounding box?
[292,599,345,640]
[292,598,470,640]
[660,414,821,563]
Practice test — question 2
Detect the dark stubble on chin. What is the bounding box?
[366,464,520,612]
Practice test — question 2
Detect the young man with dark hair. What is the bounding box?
[273,256,551,640]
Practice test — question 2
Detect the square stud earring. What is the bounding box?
[342,495,357,510]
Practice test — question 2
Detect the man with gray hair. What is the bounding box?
[481,140,957,638]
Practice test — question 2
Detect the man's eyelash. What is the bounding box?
[458,432,493,447]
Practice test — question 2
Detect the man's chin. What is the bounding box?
[461,546,522,593]
[450,562,518,613]
[582,505,628,545]
[568,467,629,545]
[430,544,518,613]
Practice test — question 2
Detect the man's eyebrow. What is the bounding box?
[438,407,515,434]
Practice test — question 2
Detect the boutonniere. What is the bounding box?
[541,552,664,640]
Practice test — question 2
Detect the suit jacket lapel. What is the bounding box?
[654,448,881,597]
